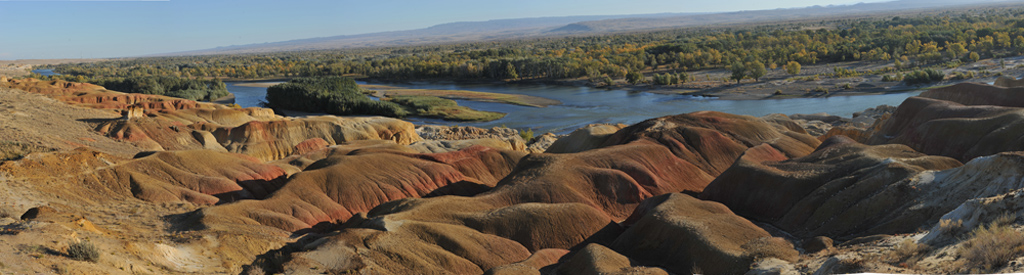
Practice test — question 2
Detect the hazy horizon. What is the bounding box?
[0,0,922,60]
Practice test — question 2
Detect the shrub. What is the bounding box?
[886,238,930,267]
[68,240,100,262]
[958,217,1024,272]
[882,74,903,82]
[903,69,945,85]
[519,128,535,143]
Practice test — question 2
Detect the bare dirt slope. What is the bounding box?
[0,86,142,159]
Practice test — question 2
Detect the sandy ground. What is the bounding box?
[233,82,283,88]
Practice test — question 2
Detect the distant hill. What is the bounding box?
[548,0,1024,33]
[163,0,1024,56]
[161,14,688,56]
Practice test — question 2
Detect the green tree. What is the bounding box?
[747,61,767,82]
[947,43,968,60]
[504,63,519,80]
[785,61,801,75]
[969,52,981,63]
[626,71,644,84]
[730,62,747,83]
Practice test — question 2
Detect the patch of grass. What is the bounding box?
[378,88,559,107]
[68,240,100,262]
[390,95,505,122]
[958,216,1024,272]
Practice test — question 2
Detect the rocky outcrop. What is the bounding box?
[409,138,522,153]
[526,132,559,153]
[4,78,421,161]
[94,113,420,161]
[918,152,1024,244]
[545,123,626,153]
[417,125,526,152]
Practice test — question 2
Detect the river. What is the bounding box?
[226,81,922,134]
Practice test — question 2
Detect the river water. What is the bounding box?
[227,81,922,134]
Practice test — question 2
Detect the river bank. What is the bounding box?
[537,58,1024,100]
[227,58,1023,101]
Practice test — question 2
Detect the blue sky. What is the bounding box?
[0,0,888,60]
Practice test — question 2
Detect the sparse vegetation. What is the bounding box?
[0,141,55,161]
[886,238,930,268]
[389,95,505,121]
[958,215,1024,272]
[68,240,100,262]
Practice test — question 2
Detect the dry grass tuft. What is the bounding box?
[958,216,1024,272]
[67,240,99,262]
[886,238,930,268]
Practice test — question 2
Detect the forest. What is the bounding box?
[264,76,408,117]
[91,76,230,101]
[35,7,1024,86]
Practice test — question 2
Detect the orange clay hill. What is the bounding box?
[6,78,1024,274]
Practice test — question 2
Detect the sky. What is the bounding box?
[0,0,892,60]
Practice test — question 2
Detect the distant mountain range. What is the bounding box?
[163,0,1024,56]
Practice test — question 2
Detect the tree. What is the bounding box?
[626,71,644,85]
[969,52,981,63]
[947,43,968,60]
[504,63,519,80]
[785,61,801,75]
[730,62,747,83]
[747,61,767,82]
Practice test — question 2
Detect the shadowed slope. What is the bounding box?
[612,193,798,275]
[196,145,526,231]
[702,136,967,239]
[867,96,1024,162]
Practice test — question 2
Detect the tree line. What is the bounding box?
[94,76,229,101]
[39,7,1024,85]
